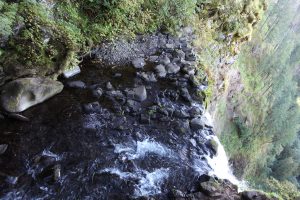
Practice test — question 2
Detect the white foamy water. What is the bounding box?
[110,139,173,196]
[100,168,138,179]
[203,112,248,190]
[206,135,240,185]
[135,168,169,196]
[114,138,173,159]
[99,168,169,197]
[110,111,247,195]
[136,139,172,158]
[42,150,61,161]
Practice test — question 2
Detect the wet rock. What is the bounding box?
[202,114,213,128]
[189,75,201,88]
[37,164,57,182]
[106,90,126,102]
[63,66,81,78]
[165,107,175,116]
[106,82,114,90]
[189,106,203,118]
[53,164,61,181]
[0,144,8,155]
[175,79,188,88]
[160,55,171,65]
[112,116,127,130]
[199,182,220,197]
[132,58,146,69]
[175,50,185,59]
[166,63,180,74]
[185,52,197,61]
[7,113,30,122]
[5,176,18,185]
[181,60,196,69]
[174,120,190,134]
[155,64,167,78]
[157,107,169,116]
[92,87,103,99]
[206,139,218,155]
[113,73,122,78]
[199,178,238,198]
[172,57,181,64]
[163,89,179,101]
[174,109,190,118]
[179,38,188,47]
[168,189,186,199]
[140,113,151,124]
[165,43,175,49]
[111,103,123,113]
[182,45,193,54]
[148,55,159,62]
[82,102,101,113]
[67,81,86,89]
[180,88,192,102]
[182,65,196,76]
[190,118,204,130]
[0,77,63,112]
[192,90,205,104]
[126,99,141,113]
[185,192,210,200]
[137,72,157,82]
[127,86,147,102]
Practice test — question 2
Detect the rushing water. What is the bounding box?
[0,60,241,199]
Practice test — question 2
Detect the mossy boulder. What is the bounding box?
[0,77,63,112]
[208,139,219,155]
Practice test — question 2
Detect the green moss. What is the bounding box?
[2,1,84,78]
[0,0,267,80]
[209,139,219,153]
[258,178,300,200]
[0,1,19,38]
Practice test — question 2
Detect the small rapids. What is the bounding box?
[114,138,174,159]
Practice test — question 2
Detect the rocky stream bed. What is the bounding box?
[0,32,273,200]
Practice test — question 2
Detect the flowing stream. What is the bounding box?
[0,52,241,199]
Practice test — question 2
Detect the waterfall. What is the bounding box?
[204,112,248,191]
[206,135,240,185]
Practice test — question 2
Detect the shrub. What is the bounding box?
[259,178,300,200]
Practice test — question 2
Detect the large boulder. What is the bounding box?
[190,117,204,130]
[1,77,63,112]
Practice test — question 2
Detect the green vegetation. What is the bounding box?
[215,0,300,199]
[0,1,19,38]
[0,0,198,81]
[259,178,300,200]
[0,0,266,83]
